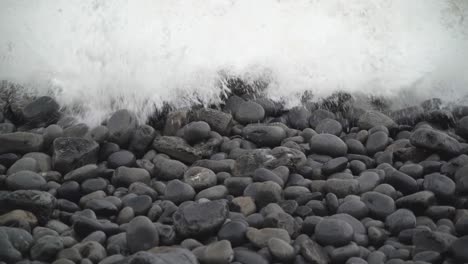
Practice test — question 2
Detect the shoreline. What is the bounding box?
[0,79,468,263]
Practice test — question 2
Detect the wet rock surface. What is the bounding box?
[0,91,468,263]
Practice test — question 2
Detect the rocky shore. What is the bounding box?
[1,82,468,264]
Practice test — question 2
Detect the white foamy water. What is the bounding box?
[1,0,467,125]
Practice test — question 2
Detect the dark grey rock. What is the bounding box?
[153,155,187,180]
[413,229,457,254]
[7,157,40,175]
[128,248,198,264]
[153,136,202,163]
[385,170,418,195]
[410,128,462,156]
[107,109,138,147]
[52,137,99,174]
[316,118,342,136]
[164,180,195,205]
[195,185,228,200]
[396,191,436,213]
[244,181,283,208]
[72,241,107,263]
[122,195,152,215]
[87,125,109,143]
[457,116,468,139]
[267,237,294,262]
[246,227,291,248]
[191,108,232,135]
[361,192,395,219]
[112,167,150,187]
[325,179,359,198]
[81,178,108,194]
[358,110,396,130]
[85,199,118,217]
[0,132,44,154]
[366,131,388,156]
[242,124,287,147]
[455,165,468,193]
[6,171,46,191]
[0,226,34,263]
[0,123,15,134]
[218,221,248,247]
[385,209,416,235]
[451,236,468,262]
[107,150,136,169]
[330,242,360,263]
[128,124,155,156]
[126,216,158,253]
[346,139,367,155]
[194,240,234,264]
[183,166,217,191]
[322,157,348,175]
[0,190,56,224]
[30,235,64,261]
[72,216,121,237]
[63,164,99,183]
[193,159,235,173]
[337,199,369,219]
[315,218,354,246]
[182,121,211,144]
[23,152,52,172]
[234,101,265,124]
[310,134,347,157]
[173,200,228,237]
[295,234,329,264]
[63,123,89,138]
[22,96,60,127]
[423,173,455,200]
[287,106,311,130]
[107,233,128,256]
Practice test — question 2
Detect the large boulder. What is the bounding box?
[52,137,99,174]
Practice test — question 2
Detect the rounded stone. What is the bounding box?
[234,101,265,124]
[183,167,217,191]
[107,150,136,169]
[183,121,211,144]
[385,209,416,235]
[6,171,46,191]
[361,192,396,219]
[126,216,159,253]
[164,180,195,205]
[316,118,342,136]
[267,237,295,262]
[310,134,347,157]
[315,218,354,247]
